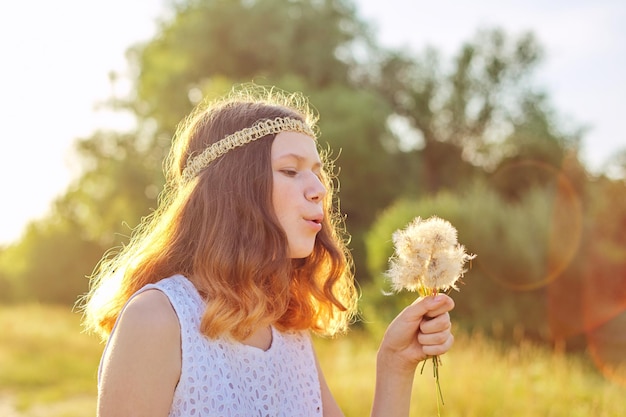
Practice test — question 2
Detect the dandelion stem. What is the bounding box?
[387,216,475,416]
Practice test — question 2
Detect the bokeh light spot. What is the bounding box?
[481,160,583,291]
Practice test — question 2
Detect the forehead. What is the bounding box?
[271,132,320,161]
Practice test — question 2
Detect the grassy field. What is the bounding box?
[0,304,624,416]
[0,304,101,416]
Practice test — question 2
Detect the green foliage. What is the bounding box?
[373,28,577,193]
[0,216,103,304]
[362,171,624,353]
[62,130,165,246]
[129,0,367,136]
[575,176,626,324]
[305,85,404,280]
[362,180,590,342]
[0,129,167,304]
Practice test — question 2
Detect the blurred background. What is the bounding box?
[0,1,624,416]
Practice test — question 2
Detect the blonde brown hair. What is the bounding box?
[80,85,358,341]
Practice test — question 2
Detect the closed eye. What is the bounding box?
[280,169,298,177]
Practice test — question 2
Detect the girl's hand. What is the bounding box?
[377,294,455,374]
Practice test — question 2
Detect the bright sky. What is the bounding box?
[1,0,624,245]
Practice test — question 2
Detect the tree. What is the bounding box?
[0,0,397,301]
[371,28,578,194]
[0,3,597,305]
[0,214,103,304]
[60,129,165,246]
[125,0,369,137]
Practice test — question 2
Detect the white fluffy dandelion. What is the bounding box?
[387,216,475,294]
[385,216,476,415]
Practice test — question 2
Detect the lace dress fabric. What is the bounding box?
[99,274,323,417]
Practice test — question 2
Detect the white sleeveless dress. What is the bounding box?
[99,274,323,417]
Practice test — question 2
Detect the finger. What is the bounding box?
[420,312,451,334]
[400,294,449,325]
[418,329,451,346]
[423,294,455,319]
[422,334,455,357]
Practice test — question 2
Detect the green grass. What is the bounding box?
[316,331,626,417]
[0,304,101,416]
[0,304,624,416]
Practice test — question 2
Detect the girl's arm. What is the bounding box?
[371,294,455,417]
[97,289,181,417]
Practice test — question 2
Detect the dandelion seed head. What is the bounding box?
[386,216,476,292]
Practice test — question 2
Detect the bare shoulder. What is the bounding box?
[100,288,181,391]
[123,289,178,323]
[99,290,181,415]
[103,288,181,364]
[116,289,180,339]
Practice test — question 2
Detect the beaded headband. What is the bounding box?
[181,117,315,184]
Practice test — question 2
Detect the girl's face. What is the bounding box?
[271,131,327,258]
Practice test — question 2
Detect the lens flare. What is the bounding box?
[481,160,583,291]
[586,311,626,388]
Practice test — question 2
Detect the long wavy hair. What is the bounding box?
[80,85,358,341]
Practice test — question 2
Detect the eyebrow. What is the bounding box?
[274,153,322,169]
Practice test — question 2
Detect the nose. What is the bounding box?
[306,173,327,202]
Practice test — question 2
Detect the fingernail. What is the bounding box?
[431,294,444,304]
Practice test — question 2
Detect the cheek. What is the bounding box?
[271,177,291,223]
[271,176,281,214]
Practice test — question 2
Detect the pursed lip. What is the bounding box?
[303,214,323,231]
